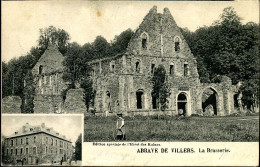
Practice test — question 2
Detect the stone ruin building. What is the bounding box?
[31,45,86,114]
[2,6,240,116]
[89,6,238,116]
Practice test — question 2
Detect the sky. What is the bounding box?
[1,114,83,145]
[2,0,259,62]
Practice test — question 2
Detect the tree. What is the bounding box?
[22,71,36,113]
[38,26,70,54]
[92,36,110,59]
[75,134,82,161]
[183,6,259,111]
[63,42,94,109]
[151,65,171,111]
[63,42,83,89]
[109,28,133,55]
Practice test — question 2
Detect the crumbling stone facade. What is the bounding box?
[90,6,236,116]
[3,123,73,165]
[32,45,86,114]
[28,6,236,116]
[2,96,22,113]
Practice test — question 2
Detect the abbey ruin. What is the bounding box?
[3,6,240,116]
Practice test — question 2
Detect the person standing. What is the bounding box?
[116,113,126,140]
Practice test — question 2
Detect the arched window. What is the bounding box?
[170,64,174,76]
[175,37,180,52]
[141,33,148,49]
[184,63,189,76]
[136,61,140,73]
[39,65,43,74]
[151,63,155,75]
[136,90,144,109]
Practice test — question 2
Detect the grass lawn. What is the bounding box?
[84,114,259,142]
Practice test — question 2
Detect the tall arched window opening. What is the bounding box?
[175,37,180,52]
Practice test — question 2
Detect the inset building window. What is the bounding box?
[11,140,13,146]
[20,148,23,155]
[11,149,13,155]
[184,63,189,76]
[26,148,28,155]
[26,138,28,145]
[175,37,180,52]
[21,138,23,145]
[15,148,18,155]
[34,136,36,143]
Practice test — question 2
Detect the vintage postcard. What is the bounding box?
[1,0,259,166]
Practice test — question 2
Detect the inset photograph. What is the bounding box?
[1,115,82,166]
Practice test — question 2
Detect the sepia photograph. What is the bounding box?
[1,115,82,166]
[1,0,259,166]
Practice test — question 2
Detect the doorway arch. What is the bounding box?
[201,87,218,116]
[177,92,188,116]
[136,89,144,109]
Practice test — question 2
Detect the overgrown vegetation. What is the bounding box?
[151,65,171,111]
[181,7,260,111]
[84,115,259,142]
[75,134,82,161]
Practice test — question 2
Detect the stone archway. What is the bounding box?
[136,89,144,109]
[177,93,188,116]
[201,87,218,116]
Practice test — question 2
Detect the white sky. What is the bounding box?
[1,114,83,145]
[2,0,259,62]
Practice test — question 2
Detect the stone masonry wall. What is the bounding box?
[89,6,235,116]
[34,95,63,114]
[64,88,86,114]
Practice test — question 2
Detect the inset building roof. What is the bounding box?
[7,122,71,142]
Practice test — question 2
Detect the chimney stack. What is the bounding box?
[41,123,45,128]
[22,126,26,133]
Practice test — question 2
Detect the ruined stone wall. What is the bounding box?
[199,76,235,116]
[2,96,22,113]
[31,45,68,114]
[89,6,236,116]
[64,89,86,114]
[34,95,63,114]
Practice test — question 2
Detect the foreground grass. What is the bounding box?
[84,115,259,142]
